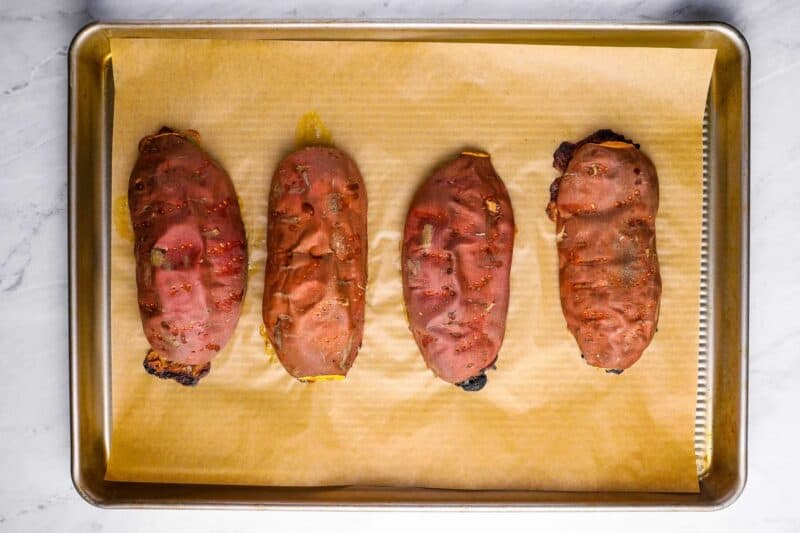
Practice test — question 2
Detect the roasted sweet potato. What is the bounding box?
[128,127,248,385]
[402,152,515,391]
[546,130,661,372]
[263,146,367,381]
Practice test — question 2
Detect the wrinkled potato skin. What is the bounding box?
[263,146,367,380]
[547,131,661,371]
[129,128,248,385]
[402,153,515,388]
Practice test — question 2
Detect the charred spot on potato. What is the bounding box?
[552,129,636,172]
[605,368,624,375]
[458,373,488,392]
[142,350,211,386]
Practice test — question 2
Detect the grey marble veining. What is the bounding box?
[1,0,798,531]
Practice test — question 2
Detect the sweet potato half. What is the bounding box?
[129,127,248,385]
[402,152,515,391]
[263,146,368,381]
[546,130,661,373]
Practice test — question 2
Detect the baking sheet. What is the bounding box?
[106,38,714,492]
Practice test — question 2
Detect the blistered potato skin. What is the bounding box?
[547,130,661,372]
[128,128,248,385]
[402,152,515,390]
[263,146,367,380]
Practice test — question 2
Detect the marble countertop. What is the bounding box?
[0,0,797,531]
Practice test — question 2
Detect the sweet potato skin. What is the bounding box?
[263,146,367,380]
[547,131,660,371]
[402,152,515,390]
[128,128,248,385]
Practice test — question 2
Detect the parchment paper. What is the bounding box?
[107,38,715,492]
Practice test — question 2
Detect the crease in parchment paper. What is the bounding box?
[107,38,715,492]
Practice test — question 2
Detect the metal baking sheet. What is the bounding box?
[68,21,748,509]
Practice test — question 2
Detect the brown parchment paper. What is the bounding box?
[106,38,715,492]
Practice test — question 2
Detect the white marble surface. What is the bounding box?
[0,0,797,531]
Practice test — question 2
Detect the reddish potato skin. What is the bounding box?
[263,146,367,380]
[128,128,248,385]
[547,130,661,372]
[402,152,515,391]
